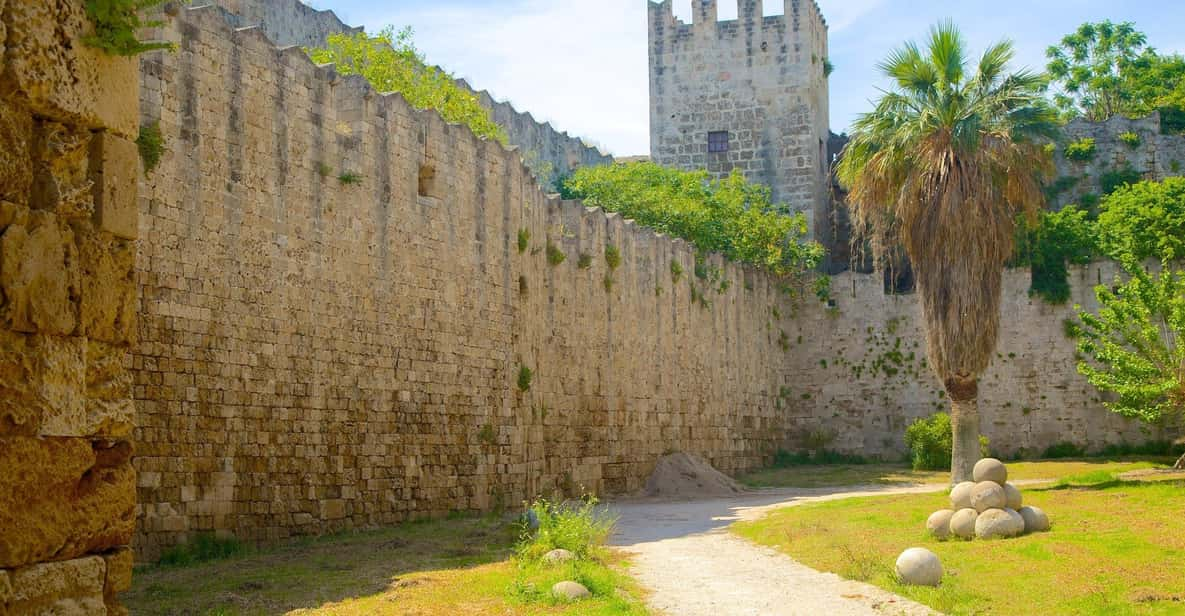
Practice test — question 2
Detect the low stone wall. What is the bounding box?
[0,1,140,613]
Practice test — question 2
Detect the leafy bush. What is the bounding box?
[561,162,823,278]
[516,496,615,562]
[903,413,990,471]
[1042,441,1087,459]
[517,228,530,254]
[517,365,533,392]
[84,0,174,56]
[307,28,507,144]
[136,122,165,176]
[1095,177,1185,266]
[1099,165,1142,196]
[1064,138,1097,162]
[158,533,245,566]
[1119,131,1142,148]
[1012,205,1096,304]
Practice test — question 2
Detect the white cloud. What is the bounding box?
[363,0,651,156]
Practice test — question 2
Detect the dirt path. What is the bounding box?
[609,485,945,616]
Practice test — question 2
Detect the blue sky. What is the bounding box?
[307,1,1185,156]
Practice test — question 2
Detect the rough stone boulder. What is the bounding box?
[542,548,575,565]
[1003,482,1023,510]
[949,481,975,510]
[552,581,591,601]
[926,509,955,540]
[949,508,978,539]
[1019,506,1051,533]
[970,481,1006,512]
[895,547,943,587]
[975,508,1023,539]
[973,458,1008,485]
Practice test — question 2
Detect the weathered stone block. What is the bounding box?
[0,0,139,138]
[0,555,107,615]
[31,120,94,220]
[0,211,80,335]
[0,97,33,205]
[88,132,138,240]
[0,437,135,568]
[102,546,133,614]
[0,331,84,436]
[78,231,137,344]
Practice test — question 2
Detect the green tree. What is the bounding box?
[306,27,507,144]
[1046,21,1185,121]
[837,22,1057,482]
[1012,205,1097,304]
[1095,177,1185,267]
[562,162,823,278]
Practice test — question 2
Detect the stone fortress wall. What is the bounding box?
[648,0,831,237]
[208,0,612,184]
[129,0,1154,560]
[1050,111,1185,209]
[0,1,141,613]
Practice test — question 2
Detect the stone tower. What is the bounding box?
[648,0,831,237]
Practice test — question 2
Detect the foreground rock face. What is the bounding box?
[895,548,943,586]
[0,0,140,612]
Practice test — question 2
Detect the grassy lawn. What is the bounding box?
[733,472,1185,615]
[126,514,646,615]
[737,457,1174,488]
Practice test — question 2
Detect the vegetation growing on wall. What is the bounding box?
[136,122,165,175]
[1012,205,1097,303]
[84,0,174,56]
[1063,137,1097,162]
[561,162,823,279]
[307,27,508,144]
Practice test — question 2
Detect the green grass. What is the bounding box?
[126,514,646,615]
[734,474,1185,615]
[737,457,1174,489]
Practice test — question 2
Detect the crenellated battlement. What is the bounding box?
[648,0,826,37]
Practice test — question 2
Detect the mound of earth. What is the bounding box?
[642,452,747,499]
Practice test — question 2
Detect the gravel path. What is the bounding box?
[609,485,945,616]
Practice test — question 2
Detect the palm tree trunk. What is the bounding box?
[947,377,981,483]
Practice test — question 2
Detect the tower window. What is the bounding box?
[708,131,729,153]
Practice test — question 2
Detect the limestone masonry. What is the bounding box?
[124,0,1160,561]
[1,1,140,612]
[648,0,831,237]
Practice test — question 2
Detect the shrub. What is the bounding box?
[903,413,990,471]
[337,171,363,185]
[1011,205,1096,304]
[604,244,621,271]
[136,122,165,176]
[516,496,615,562]
[517,365,533,391]
[158,533,245,566]
[1099,165,1142,196]
[1064,137,1097,162]
[545,241,566,266]
[1119,131,1142,148]
[1095,177,1185,267]
[84,0,174,56]
[307,28,507,144]
[1042,441,1087,459]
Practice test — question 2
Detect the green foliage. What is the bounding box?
[1078,192,1100,210]
[903,413,990,471]
[823,58,835,77]
[307,28,507,144]
[478,424,496,445]
[604,244,621,271]
[1012,205,1096,304]
[1095,177,1185,266]
[577,253,592,269]
[1099,165,1142,196]
[1062,318,1082,339]
[669,260,683,283]
[1162,107,1185,135]
[517,228,530,254]
[1099,440,1185,457]
[1119,131,1142,148]
[1076,268,1185,425]
[602,274,614,293]
[1043,175,1080,201]
[517,364,533,392]
[812,275,832,303]
[521,150,556,188]
[84,0,174,56]
[136,122,165,176]
[158,533,245,566]
[545,241,566,266]
[1063,138,1097,162]
[516,496,615,562]
[1041,441,1087,459]
[1045,21,1185,120]
[772,449,868,467]
[337,171,363,185]
[316,162,333,178]
[562,162,823,278]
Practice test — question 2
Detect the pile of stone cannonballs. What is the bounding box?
[926,458,1051,540]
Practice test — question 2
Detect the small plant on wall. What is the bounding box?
[136,122,165,176]
[546,241,566,266]
[517,365,533,392]
[517,228,530,254]
[1064,137,1097,162]
[670,260,683,283]
[84,0,175,56]
[338,171,363,185]
[604,244,621,270]
[1119,131,1141,149]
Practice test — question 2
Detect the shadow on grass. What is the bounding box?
[126,514,520,616]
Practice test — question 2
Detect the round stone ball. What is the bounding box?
[973,458,1008,485]
[949,508,978,539]
[542,548,575,565]
[1019,506,1051,533]
[896,547,943,587]
[975,508,1020,539]
[970,481,1006,512]
[926,509,956,539]
[949,481,976,510]
[552,580,591,601]
[1003,482,1023,510]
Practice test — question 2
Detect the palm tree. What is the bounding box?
[836,22,1058,482]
